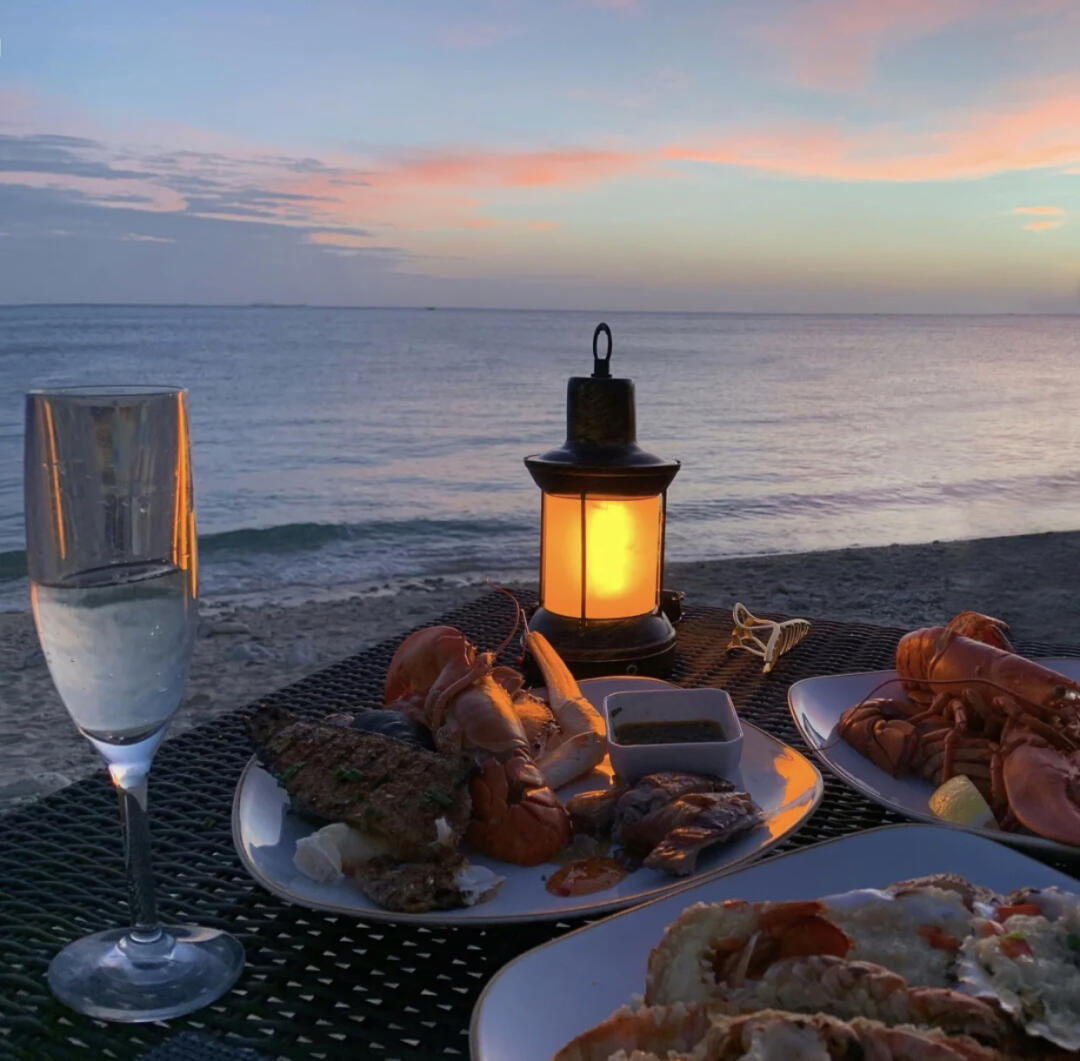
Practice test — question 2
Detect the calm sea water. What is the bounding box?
[1,306,1078,610]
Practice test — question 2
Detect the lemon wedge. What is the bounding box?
[928,775,998,829]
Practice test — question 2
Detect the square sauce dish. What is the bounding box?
[602,687,743,782]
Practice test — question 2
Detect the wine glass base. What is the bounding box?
[47,924,245,1023]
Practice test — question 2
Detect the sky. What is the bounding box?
[1,0,1078,312]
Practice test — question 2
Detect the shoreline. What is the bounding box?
[3,528,1079,813]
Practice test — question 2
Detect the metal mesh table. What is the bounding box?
[2,590,1078,1059]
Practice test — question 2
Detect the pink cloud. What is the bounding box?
[665,81,1080,181]
[761,0,979,89]
[5,74,1078,256]
[280,77,1080,227]
[761,0,1069,91]
[1010,205,1067,231]
[376,147,649,189]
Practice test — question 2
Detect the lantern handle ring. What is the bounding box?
[592,322,612,378]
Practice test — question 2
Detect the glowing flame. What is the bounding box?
[541,493,661,619]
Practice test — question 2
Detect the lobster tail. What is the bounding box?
[466,755,571,866]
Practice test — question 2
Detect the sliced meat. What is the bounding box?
[565,783,629,836]
[614,772,734,843]
[639,792,762,875]
[622,790,759,855]
[246,705,472,860]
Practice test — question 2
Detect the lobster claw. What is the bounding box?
[466,754,571,866]
[1001,740,1080,846]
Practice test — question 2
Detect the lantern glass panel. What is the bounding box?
[541,492,661,619]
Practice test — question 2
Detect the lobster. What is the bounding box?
[382,614,605,866]
[838,611,1080,845]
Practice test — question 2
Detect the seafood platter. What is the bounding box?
[232,604,823,923]
[471,824,1080,1060]
[789,610,1080,857]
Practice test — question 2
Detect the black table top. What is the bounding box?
[2,590,1077,1060]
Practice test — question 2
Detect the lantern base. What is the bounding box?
[525,604,677,679]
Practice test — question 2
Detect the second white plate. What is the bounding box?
[471,823,1080,1061]
[788,659,1080,859]
[233,676,824,924]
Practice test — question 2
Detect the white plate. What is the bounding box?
[232,676,824,924]
[470,823,1080,1061]
[788,660,1080,859]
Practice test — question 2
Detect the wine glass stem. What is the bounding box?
[117,773,162,942]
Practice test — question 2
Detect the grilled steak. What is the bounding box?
[247,706,473,861]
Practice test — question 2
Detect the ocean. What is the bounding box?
[1,306,1078,611]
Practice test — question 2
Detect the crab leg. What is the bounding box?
[525,630,606,790]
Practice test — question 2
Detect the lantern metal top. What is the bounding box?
[524,323,680,497]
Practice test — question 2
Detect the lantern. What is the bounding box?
[524,323,681,677]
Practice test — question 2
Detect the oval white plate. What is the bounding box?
[470,823,1080,1061]
[788,659,1080,859]
[232,676,824,924]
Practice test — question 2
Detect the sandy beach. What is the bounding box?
[3,529,1079,814]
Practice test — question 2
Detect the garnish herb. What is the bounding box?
[275,762,305,785]
[423,788,455,809]
[336,767,367,783]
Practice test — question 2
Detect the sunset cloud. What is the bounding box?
[4,73,1079,265]
[1010,205,1067,231]
[761,0,1070,90]
[765,0,976,89]
[665,84,1080,182]
[372,148,648,189]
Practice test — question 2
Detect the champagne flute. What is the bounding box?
[24,386,244,1022]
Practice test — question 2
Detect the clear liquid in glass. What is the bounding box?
[31,561,195,745]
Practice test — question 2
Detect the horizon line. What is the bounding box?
[1,302,1078,317]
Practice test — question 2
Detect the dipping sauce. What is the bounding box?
[613,719,728,746]
[545,857,627,897]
